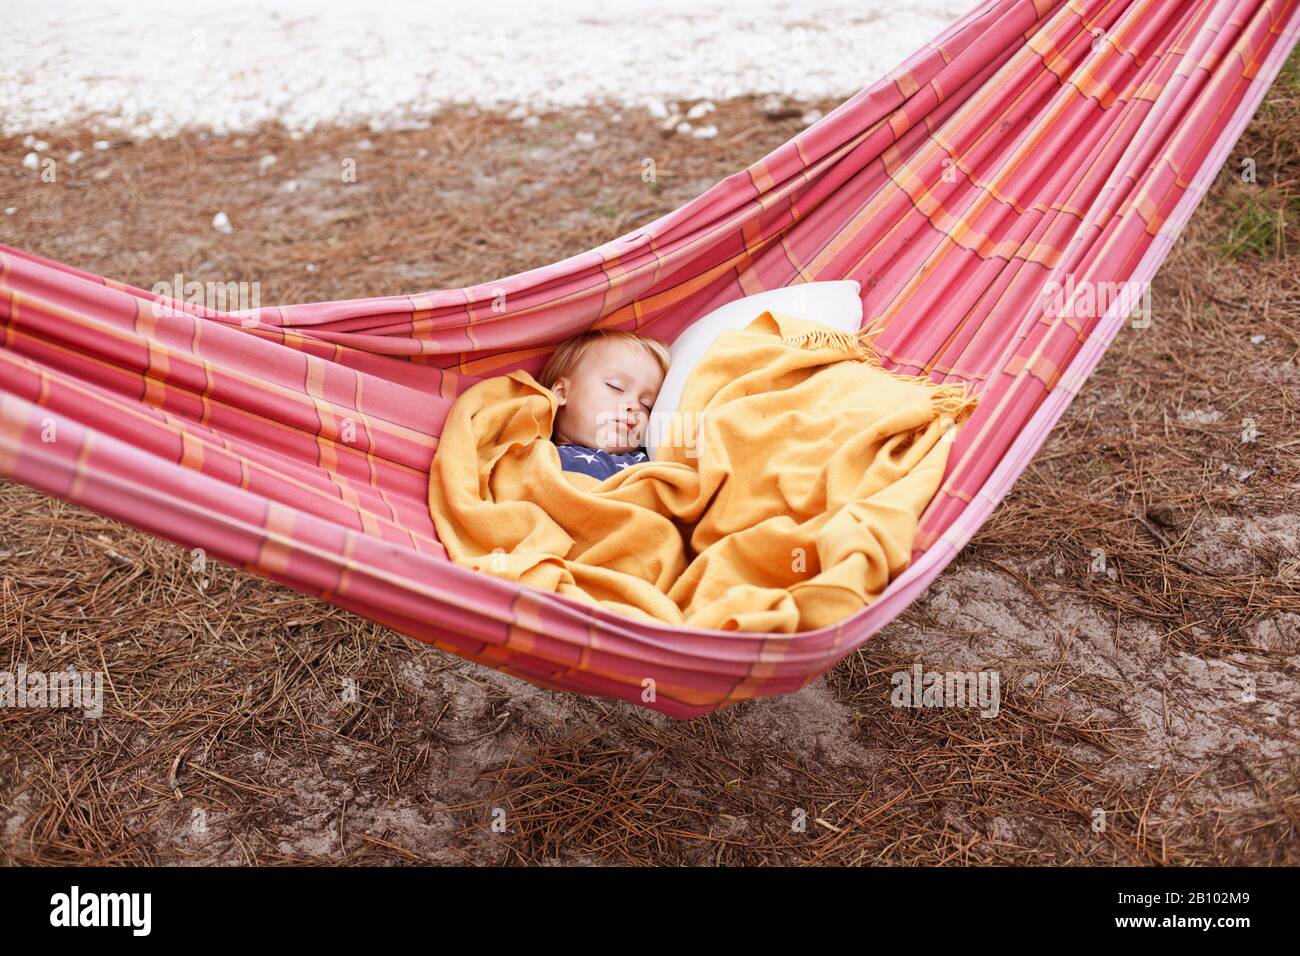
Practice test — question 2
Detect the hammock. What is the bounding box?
[2,0,1297,719]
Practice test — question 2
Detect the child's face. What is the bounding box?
[550,339,665,454]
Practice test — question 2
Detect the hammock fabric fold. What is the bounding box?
[2,0,1297,718]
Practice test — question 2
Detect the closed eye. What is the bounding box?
[608,382,652,411]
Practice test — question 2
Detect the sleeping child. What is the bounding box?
[536,329,670,480]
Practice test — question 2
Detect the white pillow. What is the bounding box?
[645,281,863,460]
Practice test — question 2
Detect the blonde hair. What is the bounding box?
[537,329,670,391]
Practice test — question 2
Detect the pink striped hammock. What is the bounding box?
[2,0,1297,718]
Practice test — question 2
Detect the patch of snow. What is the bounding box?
[0,0,972,139]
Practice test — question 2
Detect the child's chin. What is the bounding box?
[597,437,641,454]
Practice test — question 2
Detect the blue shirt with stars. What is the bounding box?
[556,443,648,480]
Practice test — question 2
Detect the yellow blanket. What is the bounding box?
[427,311,977,632]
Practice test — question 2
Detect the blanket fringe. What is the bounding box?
[858,325,980,423]
[777,321,980,424]
[778,325,868,356]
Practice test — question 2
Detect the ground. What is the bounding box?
[1,59,1297,865]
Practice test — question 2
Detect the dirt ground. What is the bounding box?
[1,68,1297,864]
